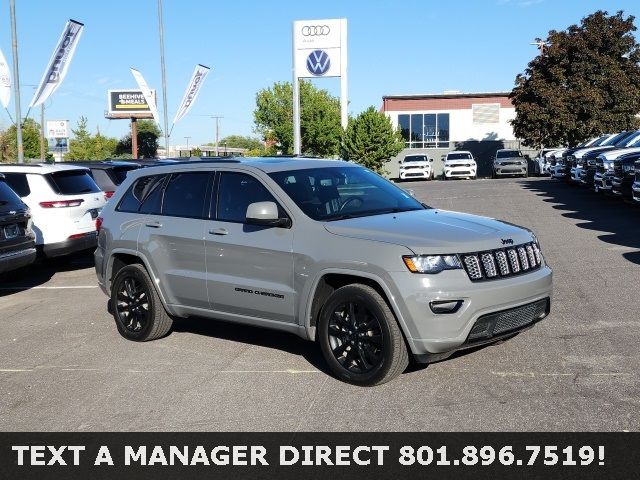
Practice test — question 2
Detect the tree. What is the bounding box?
[65,117,118,161]
[510,10,640,149]
[253,80,342,156]
[341,107,405,174]
[115,120,161,158]
[211,135,263,150]
[0,118,45,162]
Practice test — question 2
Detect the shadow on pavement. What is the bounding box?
[172,317,330,374]
[0,250,96,297]
[521,179,640,265]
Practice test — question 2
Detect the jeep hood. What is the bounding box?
[444,159,475,166]
[323,209,533,253]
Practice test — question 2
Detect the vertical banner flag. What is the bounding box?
[172,64,210,125]
[130,68,160,123]
[0,48,10,109]
[29,19,84,108]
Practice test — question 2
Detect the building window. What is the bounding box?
[398,113,449,148]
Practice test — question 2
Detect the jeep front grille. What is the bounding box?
[461,242,542,282]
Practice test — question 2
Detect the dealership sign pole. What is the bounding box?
[292,19,347,155]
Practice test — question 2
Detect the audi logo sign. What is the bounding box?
[301,25,330,36]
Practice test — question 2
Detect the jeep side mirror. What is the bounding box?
[429,158,433,162]
[246,201,291,228]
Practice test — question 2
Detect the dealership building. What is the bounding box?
[382,91,529,178]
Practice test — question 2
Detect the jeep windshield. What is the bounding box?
[269,166,425,221]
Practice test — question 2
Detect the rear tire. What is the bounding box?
[318,284,409,386]
[110,264,173,341]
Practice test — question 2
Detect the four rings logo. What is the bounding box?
[501,238,514,245]
[306,50,331,76]
[301,25,330,36]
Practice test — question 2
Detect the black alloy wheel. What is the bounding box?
[110,264,173,341]
[116,276,149,333]
[318,284,409,386]
[327,300,384,374]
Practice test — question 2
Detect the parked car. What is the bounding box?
[443,151,476,180]
[632,160,640,203]
[569,131,640,184]
[552,135,613,180]
[492,149,527,178]
[0,164,106,257]
[397,154,433,181]
[60,161,140,200]
[0,173,36,275]
[95,157,552,386]
[611,152,640,200]
[593,154,617,194]
[535,149,561,176]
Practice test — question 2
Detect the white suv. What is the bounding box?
[398,155,433,181]
[0,164,106,257]
[443,151,477,179]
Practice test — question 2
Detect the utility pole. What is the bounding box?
[157,0,170,156]
[131,118,138,159]
[184,136,191,154]
[39,104,45,160]
[9,0,24,163]
[210,115,223,156]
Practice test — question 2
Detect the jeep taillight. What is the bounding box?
[96,216,103,232]
[104,191,114,200]
[39,199,84,208]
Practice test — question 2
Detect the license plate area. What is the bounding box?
[3,224,19,239]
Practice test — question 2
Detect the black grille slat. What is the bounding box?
[460,242,542,282]
[467,298,549,342]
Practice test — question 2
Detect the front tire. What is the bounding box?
[318,284,409,386]
[110,264,173,341]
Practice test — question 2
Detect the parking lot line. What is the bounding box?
[0,286,98,290]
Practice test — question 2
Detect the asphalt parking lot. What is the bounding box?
[1,177,638,432]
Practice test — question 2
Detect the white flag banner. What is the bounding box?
[30,19,84,108]
[172,64,210,125]
[0,48,10,109]
[130,68,159,123]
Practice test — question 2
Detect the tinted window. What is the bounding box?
[403,155,427,163]
[110,166,138,185]
[217,172,280,223]
[90,169,114,191]
[447,152,472,160]
[162,172,211,218]
[496,150,522,159]
[2,173,30,197]
[46,170,101,194]
[0,179,25,210]
[117,174,167,213]
[270,166,424,221]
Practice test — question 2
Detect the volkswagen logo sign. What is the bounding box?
[306,50,331,76]
[301,25,330,36]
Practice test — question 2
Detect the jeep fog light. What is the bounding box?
[403,255,461,274]
[429,300,463,314]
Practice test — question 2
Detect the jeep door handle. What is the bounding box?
[209,228,228,236]
[145,221,162,228]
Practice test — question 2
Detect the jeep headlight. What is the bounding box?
[403,255,462,274]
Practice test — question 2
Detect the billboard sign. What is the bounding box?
[107,89,156,115]
[47,137,69,154]
[46,120,69,139]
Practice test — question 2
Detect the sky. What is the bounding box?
[1,0,639,148]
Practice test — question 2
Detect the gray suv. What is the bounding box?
[95,158,552,386]
[493,149,528,178]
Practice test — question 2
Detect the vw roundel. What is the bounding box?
[306,50,331,76]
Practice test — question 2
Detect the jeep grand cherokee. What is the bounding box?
[95,158,553,386]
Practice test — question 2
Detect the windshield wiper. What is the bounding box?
[324,207,423,221]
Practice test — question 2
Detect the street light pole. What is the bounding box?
[9,0,24,163]
[157,0,170,156]
[184,136,191,154]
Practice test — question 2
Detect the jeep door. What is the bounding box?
[136,171,212,310]
[205,170,295,323]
